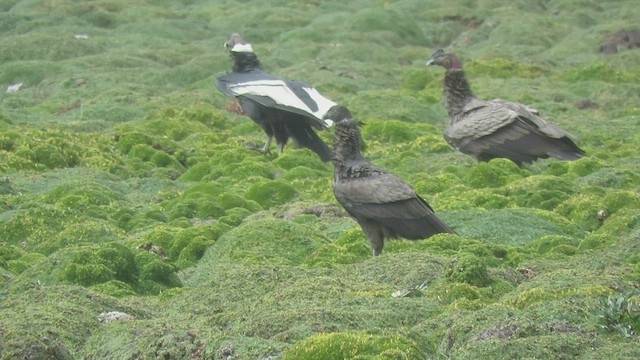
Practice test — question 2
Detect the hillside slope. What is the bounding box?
[1,0,639,358]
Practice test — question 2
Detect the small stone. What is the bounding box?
[98,311,134,324]
[597,209,608,221]
[7,83,23,93]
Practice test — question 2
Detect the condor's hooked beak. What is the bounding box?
[426,49,445,66]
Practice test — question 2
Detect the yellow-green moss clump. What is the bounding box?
[282,332,423,360]
[204,219,328,266]
[306,228,371,267]
[465,159,527,189]
[245,180,299,209]
[446,254,492,287]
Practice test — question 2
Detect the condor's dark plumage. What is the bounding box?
[427,49,586,166]
[326,105,455,256]
[216,33,335,161]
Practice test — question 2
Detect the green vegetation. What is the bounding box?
[1,0,639,358]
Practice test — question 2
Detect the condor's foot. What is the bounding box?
[245,142,271,154]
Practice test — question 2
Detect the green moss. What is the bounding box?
[0,286,120,359]
[174,223,230,249]
[560,62,640,83]
[543,161,569,176]
[205,219,327,266]
[362,119,423,144]
[273,150,328,171]
[90,279,136,297]
[596,209,639,236]
[182,182,224,198]
[0,244,22,263]
[529,235,577,255]
[466,57,550,79]
[578,233,615,252]
[444,209,582,246]
[115,207,165,232]
[0,205,72,247]
[568,157,604,177]
[544,244,578,258]
[603,190,640,213]
[35,219,123,255]
[44,180,122,206]
[306,228,370,268]
[136,227,175,253]
[60,243,137,287]
[0,60,63,85]
[0,130,20,152]
[447,254,491,287]
[577,168,640,189]
[466,190,511,209]
[62,262,116,287]
[166,196,225,220]
[400,68,438,91]
[245,180,299,209]
[504,175,576,210]
[0,151,32,172]
[225,160,275,180]
[413,173,462,195]
[115,131,153,154]
[14,130,83,170]
[510,285,611,310]
[6,253,46,274]
[178,161,212,181]
[217,192,262,212]
[282,332,423,360]
[465,159,527,189]
[555,194,604,231]
[282,166,327,181]
[455,333,589,359]
[128,143,156,161]
[218,207,251,226]
[150,151,184,170]
[135,251,181,292]
[1,1,640,358]
[174,236,211,268]
[435,282,482,302]
[83,10,118,28]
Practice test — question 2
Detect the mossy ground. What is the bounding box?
[1,0,640,358]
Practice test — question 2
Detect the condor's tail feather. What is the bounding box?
[286,123,332,162]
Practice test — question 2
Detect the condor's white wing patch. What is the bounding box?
[227,79,336,124]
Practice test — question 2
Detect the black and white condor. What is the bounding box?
[216,33,336,162]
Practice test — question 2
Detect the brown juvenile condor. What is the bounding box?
[325,105,455,256]
[427,49,586,166]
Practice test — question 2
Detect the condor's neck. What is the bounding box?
[231,52,261,73]
[332,125,366,172]
[443,69,475,121]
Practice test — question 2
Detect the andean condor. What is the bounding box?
[325,105,456,256]
[426,49,586,166]
[216,33,336,161]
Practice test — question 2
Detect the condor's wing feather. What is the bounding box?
[334,173,454,239]
[445,99,585,163]
[217,71,336,123]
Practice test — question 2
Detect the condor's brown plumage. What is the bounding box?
[325,105,455,256]
[427,49,586,166]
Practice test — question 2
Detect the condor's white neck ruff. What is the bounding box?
[231,43,254,53]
